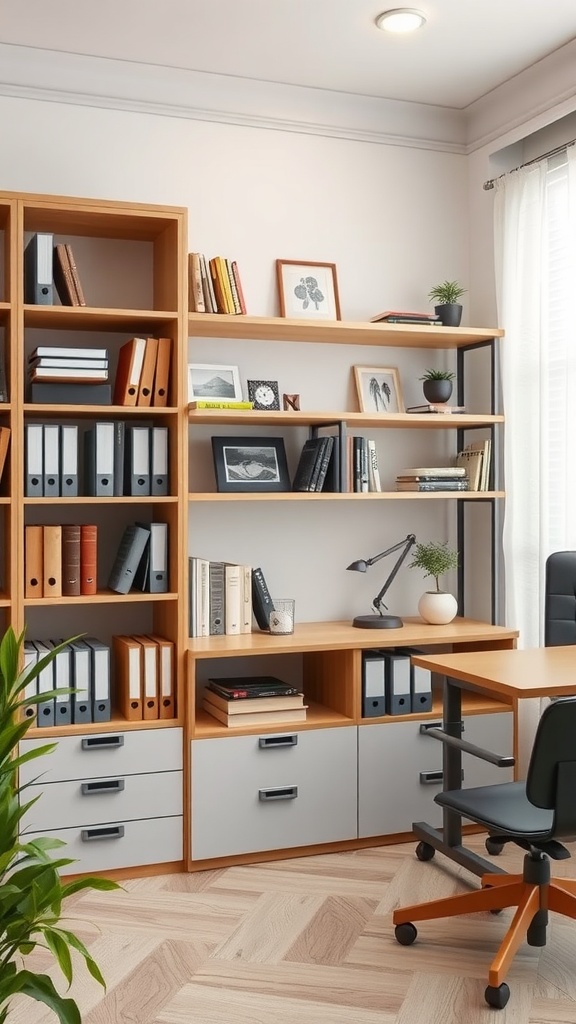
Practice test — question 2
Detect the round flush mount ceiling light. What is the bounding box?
[375,8,427,33]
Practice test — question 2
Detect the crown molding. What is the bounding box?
[0,43,467,153]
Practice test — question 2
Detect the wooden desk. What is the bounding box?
[410,646,576,878]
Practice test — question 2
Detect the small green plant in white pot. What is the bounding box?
[409,540,459,624]
[428,280,466,327]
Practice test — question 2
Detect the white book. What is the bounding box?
[367,440,382,492]
[224,563,242,635]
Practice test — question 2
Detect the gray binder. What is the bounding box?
[49,640,72,727]
[397,646,433,712]
[362,651,386,717]
[150,426,169,495]
[112,420,125,496]
[124,425,150,496]
[69,639,92,724]
[32,641,55,727]
[134,521,168,593]
[384,652,411,715]
[24,232,53,304]
[22,642,39,722]
[84,636,111,722]
[43,423,60,497]
[25,423,44,497]
[107,524,150,594]
[60,424,79,497]
[84,422,115,496]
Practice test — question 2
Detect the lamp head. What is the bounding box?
[347,559,369,573]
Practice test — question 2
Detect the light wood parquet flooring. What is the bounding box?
[8,835,576,1023]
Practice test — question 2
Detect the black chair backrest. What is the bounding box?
[526,697,576,836]
[545,551,576,646]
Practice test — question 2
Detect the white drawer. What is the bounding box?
[24,816,183,875]
[22,770,182,832]
[19,728,183,784]
[191,727,357,861]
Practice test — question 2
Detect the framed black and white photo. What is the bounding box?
[212,436,291,492]
[276,260,341,321]
[354,365,404,413]
[188,363,242,403]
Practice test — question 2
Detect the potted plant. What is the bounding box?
[419,368,456,404]
[0,627,118,1024]
[428,280,466,327]
[409,540,459,624]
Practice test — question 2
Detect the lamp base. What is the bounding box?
[352,614,404,629]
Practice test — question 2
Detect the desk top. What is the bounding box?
[413,646,576,699]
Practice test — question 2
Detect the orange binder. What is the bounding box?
[42,525,62,598]
[113,635,143,721]
[25,525,43,598]
[146,634,175,719]
[80,524,98,596]
[113,337,147,406]
[0,426,10,485]
[132,634,159,720]
[136,337,159,407]
[152,337,171,407]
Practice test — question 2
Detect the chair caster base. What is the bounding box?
[415,841,435,862]
[486,837,505,856]
[485,983,510,1009]
[395,922,417,946]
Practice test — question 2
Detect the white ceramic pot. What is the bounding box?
[418,590,458,625]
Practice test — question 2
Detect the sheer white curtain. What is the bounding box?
[494,147,576,649]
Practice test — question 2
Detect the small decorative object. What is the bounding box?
[283,393,301,411]
[409,540,459,624]
[428,280,466,327]
[419,368,456,404]
[276,260,341,320]
[247,379,280,411]
[212,436,291,492]
[354,365,404,413]
[269,598,296,635]
[188,363,242,402]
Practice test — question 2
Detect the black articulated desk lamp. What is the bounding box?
[347,533,416,629]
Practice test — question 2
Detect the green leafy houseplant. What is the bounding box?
[428,280,466,305]
[409,541,459,593]
[419,368,456,382]
[0,627,118,1024]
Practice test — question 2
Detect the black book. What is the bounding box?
[251,566,275,631]
[292,438,324,491]
[314,435,335,492]
[207,676,301,700]
[308,436,330,491]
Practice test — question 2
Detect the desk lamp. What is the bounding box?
[347,533,416,628]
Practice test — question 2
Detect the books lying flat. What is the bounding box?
[202,701,308,727]
[29,346,108,361]
[398,467,466,478]
[189,400,254,410]
[396,479,469,491]
[30,366,109,382]
[406,404,466,414]
[370,310,440,323]
[204,690,305,714]
[207,676,300,699]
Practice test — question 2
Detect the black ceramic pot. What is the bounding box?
[423,378,453,403]
[435,303,462,327]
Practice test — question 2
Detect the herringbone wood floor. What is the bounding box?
[8,835,576,1023]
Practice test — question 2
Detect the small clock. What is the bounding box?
[247,379,281,411]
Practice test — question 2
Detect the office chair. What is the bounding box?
[392,697,576,1009]
[544,550,576,646]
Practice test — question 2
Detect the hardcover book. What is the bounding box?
[202,702,307,727]
[207,676,300,699]
[203,690,304,713]
[251,566,275,631]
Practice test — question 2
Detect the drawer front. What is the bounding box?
[358,720,443,837]
[462,712,514,788]
[191,727,357,861]
[22,770,182,832]
[19,728,183,784]
[24,816,183,875]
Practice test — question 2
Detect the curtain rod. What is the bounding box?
[483,138,576,191]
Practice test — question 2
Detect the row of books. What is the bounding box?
[189,561,274,637]
[25,423,168,498]
[370,309,441,325]
[24,234,86,307]
[23,633,175,726]
[24,521,168,598]
[291,433,382,494]
[456,439,492,490]
[29,346,109,384]
[202,675,307,728]
[188,253,247,315]
[395,467,468,492]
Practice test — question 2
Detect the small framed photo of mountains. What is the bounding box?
[188,363,242,403]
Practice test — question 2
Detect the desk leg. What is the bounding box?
[412,675,505,878]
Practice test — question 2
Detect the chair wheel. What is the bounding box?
[482,883,504,915]
[485,837,504,856]
[395,922,417,945]
[485,982,510,1009]
[415,841,435,862]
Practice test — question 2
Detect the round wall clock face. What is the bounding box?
[247,379,280,410]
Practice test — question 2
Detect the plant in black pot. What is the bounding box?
[428,280,466,327]
[419,368,456,404]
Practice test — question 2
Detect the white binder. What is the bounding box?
[25,423,44,497]
[60,424,79,497]
[43,424,60,497]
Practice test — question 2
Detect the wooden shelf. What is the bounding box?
[188,491,504,502]
[188,408,503,428]
[24,404,178,416]
[24,306,178,331]
[188,313,503,349]
[24,591,179,606]
[25,495,178,505]
[28,714,183,739]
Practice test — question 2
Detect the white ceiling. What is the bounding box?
[2,0,576,110]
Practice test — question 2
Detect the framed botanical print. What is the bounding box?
[354,365,404,413]
[276,260,341,320]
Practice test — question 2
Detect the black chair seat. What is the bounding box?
[436,781,554,840]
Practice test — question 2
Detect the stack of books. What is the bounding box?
[396,467,469,492]
[29,345,109,385]
[202,676,307,728]
[188,252,247,314]
[456,439,492,490]
[292,436,335,492]
[406,403,466,414]
[370,310,441,325]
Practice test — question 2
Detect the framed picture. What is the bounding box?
[212,436,291,492]
[247,379,281,410]
[354,365,404,413]
[276,260,341,321]
[188,363,242,403]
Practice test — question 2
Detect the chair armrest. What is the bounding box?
[420,722,515,768]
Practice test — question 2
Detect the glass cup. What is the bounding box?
[269,599,295,635]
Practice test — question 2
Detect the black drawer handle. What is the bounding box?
[258,734,298,749]
[81,779,125,796]
[81,825,125,842]
[81,736,125,750]
[258,785,298,802]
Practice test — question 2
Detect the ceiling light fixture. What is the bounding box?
[375,8,427,33]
